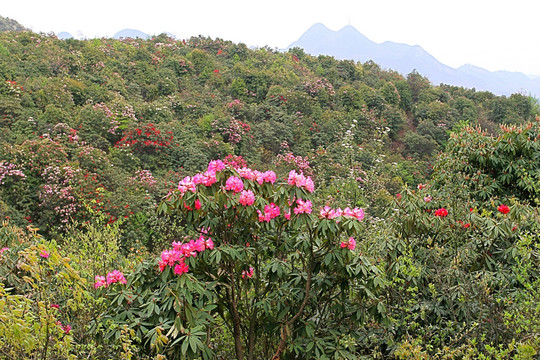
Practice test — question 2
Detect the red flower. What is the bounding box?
[497,204,510,214]
[434,208,448,217]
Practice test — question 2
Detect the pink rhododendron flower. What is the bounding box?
[320,206,332,218]
[159,236,213,274]
[239,189,255,206]
[351,208,364,221]
[294,199,312,215]
[208,159,225,172]
[0,247,8,255]
[288,170,315,192]
[347,237,356,250]
[174,261,189,275]
[106,270,127,286]
[264,203,280,219]
[178,176,196,194]
[263,170,276,184]
[94,275,106,288]
[204,237,214,250]
[242,267,254,279]
[194,171,217,187]
[340,237,356,251]
[194,198,201,210]
[237,167,255,180]
[284,211,291,220]
[424,196,432,202]
[253,170,265,185]
[39,250,49,258]
[304,177,314,192]
[257,209,265,222]
[225,176,244,193]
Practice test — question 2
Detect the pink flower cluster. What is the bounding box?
[293,199,312,215]
[242,267,254,279]
[192,171,217,187]
[39,250,50,258]
[239,190,255,206]
[56,320,71,334]
[257,203,281,222]
[319,206,365,221]
[208,159,225,172]
[0,162,26,185]
[179,160,226,194]
[158,235,214,275]
[288,170,314,193]
[236,168,276,185]
[225,176,244,193]
[94,270,127,288]
[340,237,356,251]
[178,176,197,194]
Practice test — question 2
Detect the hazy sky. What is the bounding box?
[3,0,540,76]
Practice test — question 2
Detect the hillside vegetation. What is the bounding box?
[0,30,539,359]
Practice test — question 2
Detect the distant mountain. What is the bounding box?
[0,15,27,32]
[113,29,149,39]
[288,23,540,97]
[56,31,73,40]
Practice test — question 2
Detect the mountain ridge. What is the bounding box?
[287,24,539,96]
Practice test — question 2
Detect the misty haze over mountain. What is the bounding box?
[287,23,540,97]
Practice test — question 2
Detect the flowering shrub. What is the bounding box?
[115,123,174,153]
[145,159,383,359]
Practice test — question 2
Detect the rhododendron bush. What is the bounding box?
[100,159,383,360]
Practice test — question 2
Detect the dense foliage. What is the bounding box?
[1,28,539,359]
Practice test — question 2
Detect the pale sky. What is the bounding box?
[3,0,540,76]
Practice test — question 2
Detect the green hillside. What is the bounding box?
[0,29,539,359]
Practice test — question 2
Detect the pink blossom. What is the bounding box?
[178,176,196,194]
[340,237,356,251]
[195,199,202,210]
[94,275,106,288]
[424,196,432,202]
[242,267,254,279]
[263,171,276,184]
[294,199,312,215]
[288,170,314,192]
[208,160,225,172]
[225,176,244,193]
[352,208,364,221]
[106,270,127,286]
[239,189,255,206]
[204,237,214,250]
[40,250,49,259]
[237,167,255,180]
[320,206,332,218]
[264,203,280,219]
[253,170,265,185]
[62,324,71,334]
[50,304,60,309]
[174,261,189,275]
[347,237,356,250]
[0,247,9,255]
[284,211,291,220]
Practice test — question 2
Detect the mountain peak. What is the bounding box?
[287,23,540,96]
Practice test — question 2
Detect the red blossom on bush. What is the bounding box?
[497,204,510,214]
[434,208,448,217]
